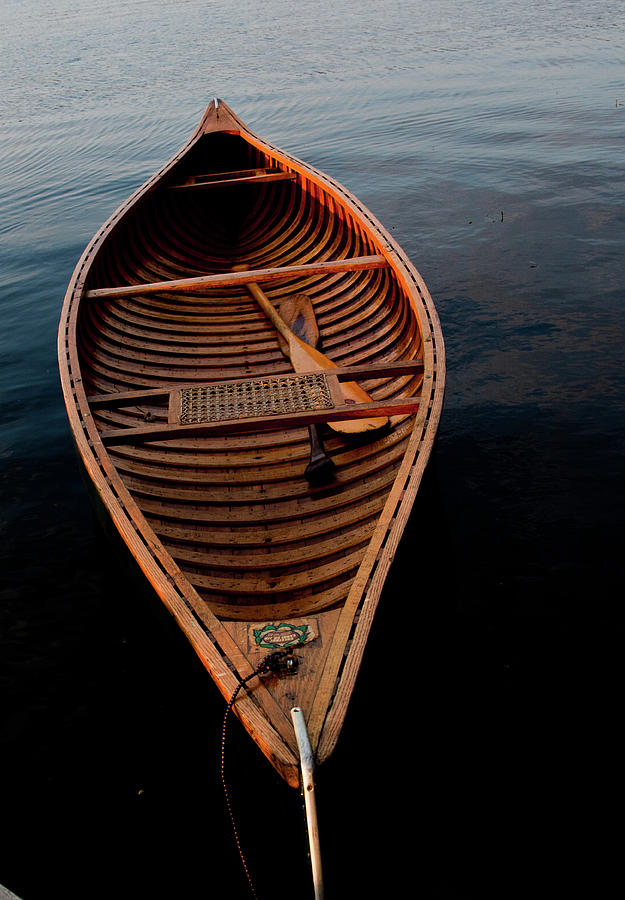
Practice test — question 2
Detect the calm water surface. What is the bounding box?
[1,2,624,898]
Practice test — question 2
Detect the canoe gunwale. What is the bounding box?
[57,99,445,786]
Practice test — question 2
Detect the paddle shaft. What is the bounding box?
[275,294,335,481]
[246,282,305,348]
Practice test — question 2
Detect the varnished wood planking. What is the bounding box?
[58,99,445,786]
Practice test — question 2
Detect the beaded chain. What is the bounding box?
[220,651,292,898]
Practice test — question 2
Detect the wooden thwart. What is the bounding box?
[88,359,424,409]
[84,255,388,301]
[96,362,423,444]
[170,167,297,189]
[100,394,420,444]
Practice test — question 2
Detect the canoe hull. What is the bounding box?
[58,100,445,786]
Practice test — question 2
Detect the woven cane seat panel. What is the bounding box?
[178,373,335,425]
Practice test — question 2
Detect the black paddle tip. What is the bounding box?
[304,455,337,485]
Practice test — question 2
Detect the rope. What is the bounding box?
[220,651,292,899]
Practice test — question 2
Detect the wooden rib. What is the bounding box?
[85,256,388,300]
[109,423,413,491]
[183,546,365,596]
[116,438,409,509]
[146,494,388,548]
[207,582,352,620]
[169,522,374,570]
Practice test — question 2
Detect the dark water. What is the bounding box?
[2,2,624,897]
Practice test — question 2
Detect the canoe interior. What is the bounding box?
[60,101,444,785]
[77,130,425,622]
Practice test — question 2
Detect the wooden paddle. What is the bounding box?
[276,293,320,354]
[275,293,336,483]
[233,266,389,436]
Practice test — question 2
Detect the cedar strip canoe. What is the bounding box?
[58,99,445,787]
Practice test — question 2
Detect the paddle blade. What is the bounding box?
[277,294,320,354]
[241,274,389,435]
[286,336,388,434]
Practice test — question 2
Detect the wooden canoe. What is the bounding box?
[58,99,445,788]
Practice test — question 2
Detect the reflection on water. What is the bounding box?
[1,1,624,897]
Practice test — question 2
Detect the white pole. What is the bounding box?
[291,707,324,900]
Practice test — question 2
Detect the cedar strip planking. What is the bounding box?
[109,426,411,487]
[117,437,407,505]
[147,496,387,548]
[183,547,365,596]
[169,523,374,570]
[58,98,445,787]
